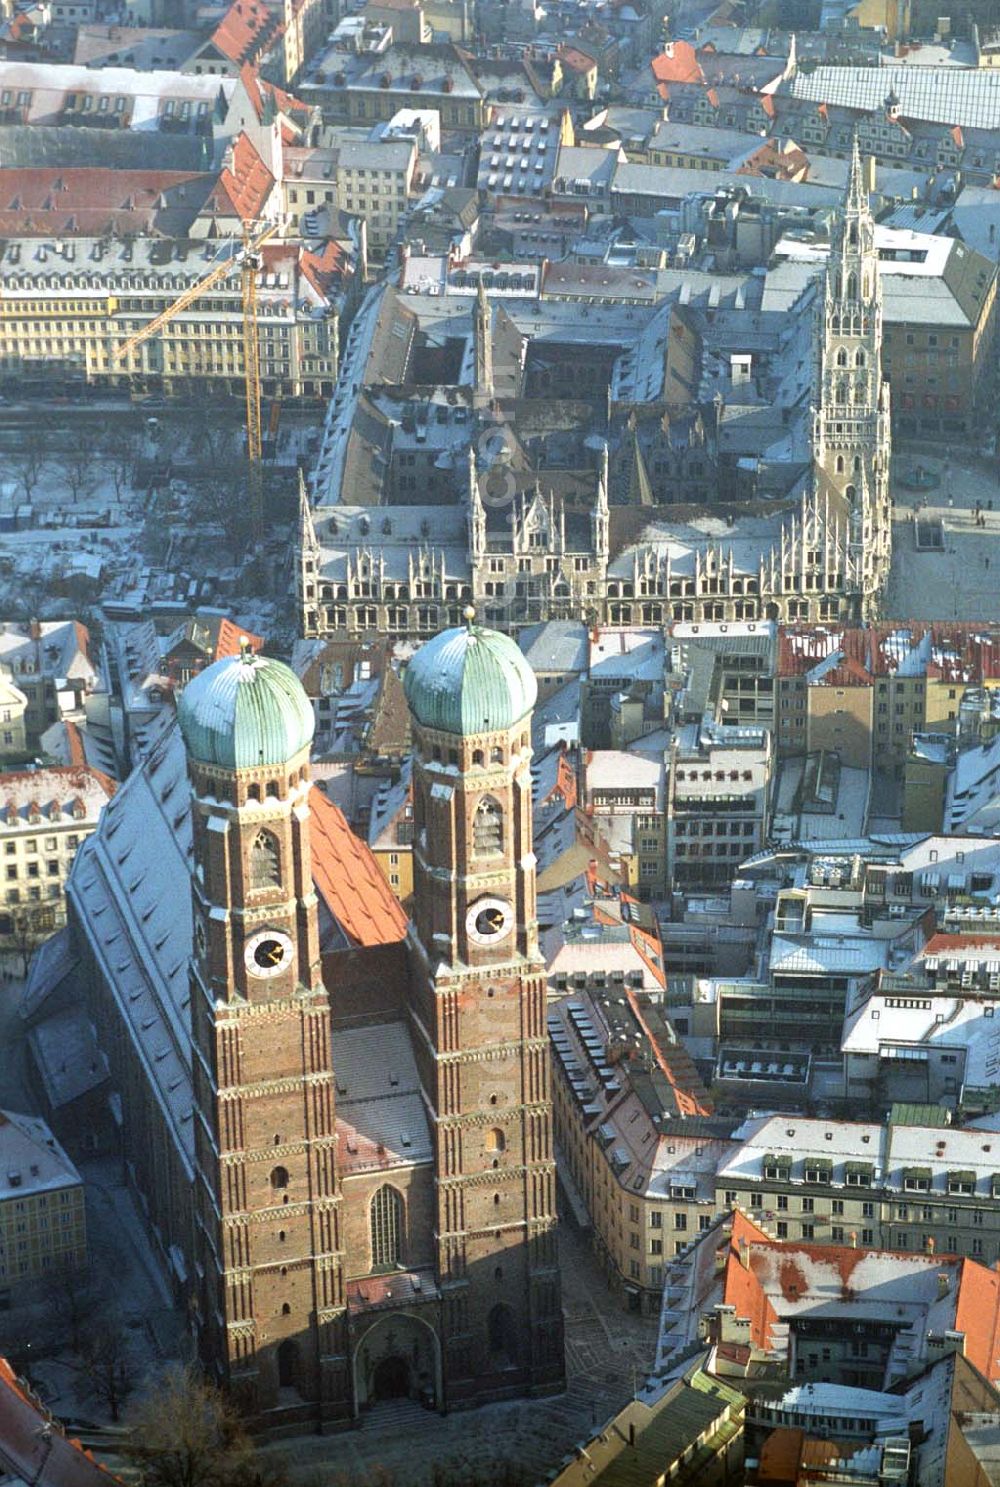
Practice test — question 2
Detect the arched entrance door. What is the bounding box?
[277,1339,298,1390]
[487,1303,519,1371]
[372,1354,411,1401]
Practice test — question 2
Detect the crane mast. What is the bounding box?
[111,221,278,544]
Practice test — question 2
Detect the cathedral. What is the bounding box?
[65,623,564,1428]
[298,136,893,639]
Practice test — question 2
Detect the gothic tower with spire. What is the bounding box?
[812,135,892,617]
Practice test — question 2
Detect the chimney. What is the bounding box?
[849,1231,858,1248]
[927,1235,936,1255]
[28,618,41,640]
[738,1237,750,1269]
[937,1271,950,1299]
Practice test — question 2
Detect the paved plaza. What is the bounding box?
[259,1222,659,1487]
[886,450,1000,622]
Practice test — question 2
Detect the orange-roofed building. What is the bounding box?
[187,0,287,82]
[197,132,277,229]
[66,620,565,1432]
[650,40,705,98]
[161,614,264,689]
[776,622,1000,775]
[660,1213,1000,1392]
[0,1357,118,1486]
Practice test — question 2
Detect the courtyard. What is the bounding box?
[257,1220,659,1487]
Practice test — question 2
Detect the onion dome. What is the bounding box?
[177,641,314,769]
[403,608,537,736]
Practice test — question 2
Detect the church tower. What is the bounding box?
[178,646,346,1426]
[402,615,564,1404]
[813,135,892,615]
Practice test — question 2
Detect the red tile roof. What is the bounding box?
[921,933,1000,956]
[559,45,597,72]
[210,0,281,65]
[309,786,409,948]
[954,1258,1000,1380]
[239,63,309,129]
[0,168,211,236]
[213,619,263,662]
[206,132,274,222]
[299,239,351,299]
[720,1212,779,1349]
[0,1358,120,1487]
[650,40,704,86]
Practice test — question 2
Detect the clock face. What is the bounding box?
[466,897,514,947]
[245,929,294,979]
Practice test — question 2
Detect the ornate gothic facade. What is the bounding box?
[298,140,891,639]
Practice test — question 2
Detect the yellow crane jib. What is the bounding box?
[110,221,279,542]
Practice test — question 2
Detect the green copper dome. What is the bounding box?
[404,614,537,736]
[177,647,314,770]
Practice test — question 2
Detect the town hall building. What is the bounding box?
[63,622,564,1429]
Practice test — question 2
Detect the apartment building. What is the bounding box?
[776,624,1000,777]
[0,231,360,400]
[0,765,114,952]
[301,41,485,133]
[715,1110,1000,1269]
[548,981,727,1313]
[335,138,416,255]
[367,765,414,906]
[0,1109,86,1298]
[669,721,771,891]
[583,748,668,898]
[0,680,28,764]
[658,1207,1000,1393]
[0,621,98,750]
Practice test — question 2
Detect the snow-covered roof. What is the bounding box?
[0,1108,82,1199]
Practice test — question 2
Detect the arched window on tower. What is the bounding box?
[855,348,866,368]
[370,1184,404,1271]
[249,829,280,889]
[474,796,503,856]
[849,222,858,248]
[836,455,845,474]
[846,272,858,300]
[836,349,847,367]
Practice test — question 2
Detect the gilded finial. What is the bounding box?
[463,605,476,630]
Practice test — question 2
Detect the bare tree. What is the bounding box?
[57,427,101,505]
[106,421,141,502]
[12,421,50,502]
[186,404,244,471]
[125,1367,255,1487]
[198,463,253,564]
[81,1316,135,1423]
[46,1260,100,1354]
[8,905,53,978]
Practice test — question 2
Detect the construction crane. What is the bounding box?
[112,220,278,542]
